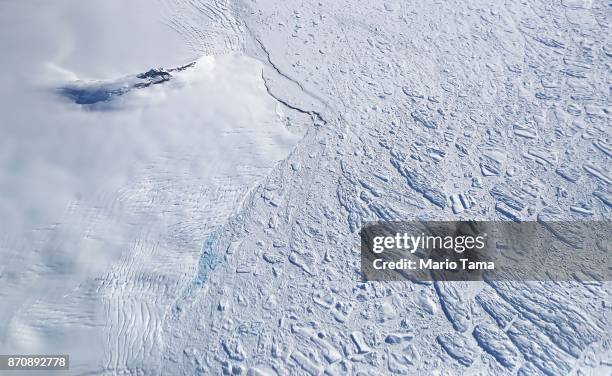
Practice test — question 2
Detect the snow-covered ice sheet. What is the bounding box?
[0,1,303,373]
[1,0,611,375]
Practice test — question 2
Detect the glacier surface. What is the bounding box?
[0,0,610,375]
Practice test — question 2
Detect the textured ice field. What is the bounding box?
[1,0,611,375]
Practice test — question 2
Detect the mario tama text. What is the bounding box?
[371,231,493,272]
[360,221,612,282]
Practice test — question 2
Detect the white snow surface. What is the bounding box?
[0,0,611,375]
